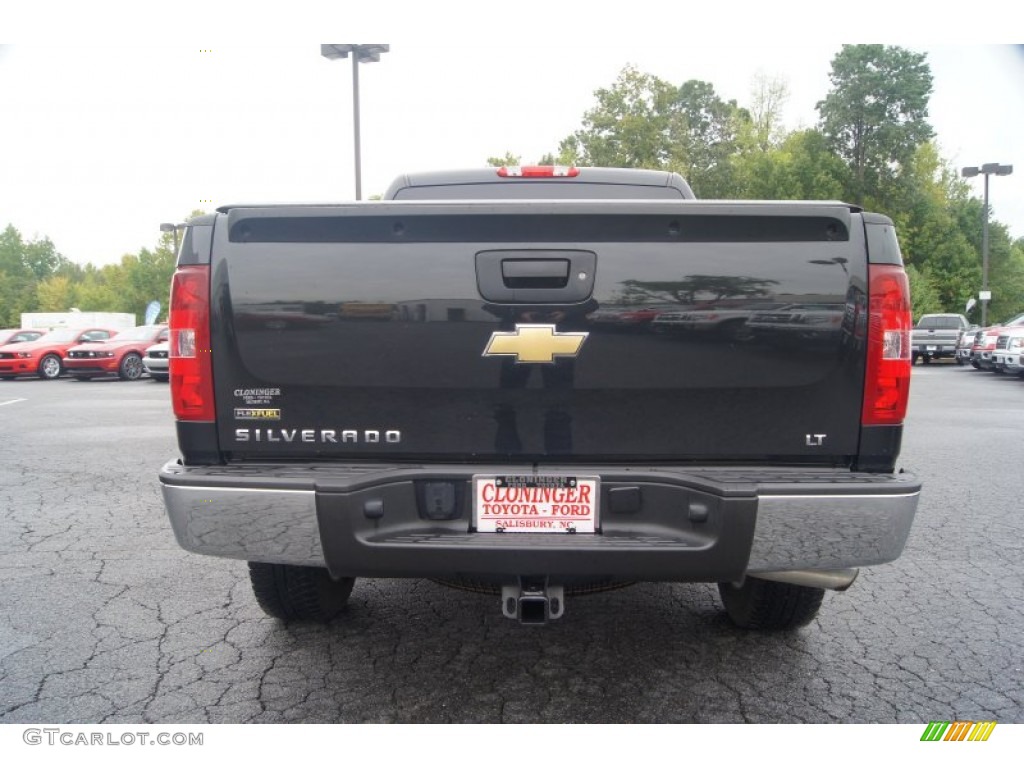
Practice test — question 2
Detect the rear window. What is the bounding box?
[918,316,964,330]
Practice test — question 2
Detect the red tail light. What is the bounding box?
[170,265,215,421]
[497,165,580,178]
[862,265,912,425]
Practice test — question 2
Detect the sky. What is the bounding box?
[2,5,1022,269]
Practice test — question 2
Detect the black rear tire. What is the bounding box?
[248,562,355,622]
[718,576,824,630]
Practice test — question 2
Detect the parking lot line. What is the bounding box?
[0,398,27,407]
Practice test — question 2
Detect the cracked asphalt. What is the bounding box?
[1,366,1022,724]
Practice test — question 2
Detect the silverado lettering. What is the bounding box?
[234,428,401,443]
[160,166,921,629]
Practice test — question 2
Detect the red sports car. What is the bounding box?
[63,325,169,381]
[0,327,116,380]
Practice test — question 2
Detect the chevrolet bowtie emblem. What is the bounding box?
[483,324,589,364]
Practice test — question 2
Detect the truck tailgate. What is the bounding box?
[210,201,866,462]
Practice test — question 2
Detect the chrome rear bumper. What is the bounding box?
[161,461,920,580]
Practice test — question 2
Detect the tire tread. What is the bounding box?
[718,577,825,630]
[248,562,354,622]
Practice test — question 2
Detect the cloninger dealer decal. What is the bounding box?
[474,476,598,533]
[234,387,281,406]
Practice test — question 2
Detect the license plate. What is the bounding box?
[926,345,937,351]
[474,475,599,533]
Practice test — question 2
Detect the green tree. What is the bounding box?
[747,73,789,153]
[1,211,197,325]
[122,247,176,321]
[21,237,71,280]
[484,152,566,166]
[0,225,32,325]
[672,80,749,197]
[35,275,76,312]
[560,66,748,197]
[817,45,934,206]
[999,240,1024,321]
[782,130,850,200]
[918,175,1024,322]
[564,65,682,170]
[733,129,849,200]
[905,263,944,320]
[886,143,979,314]
[0,225,72,325]
[977,220,1024,322]
[486,151,521,167]
[0,271,16,326]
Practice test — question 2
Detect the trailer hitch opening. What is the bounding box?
[501,578,565,624]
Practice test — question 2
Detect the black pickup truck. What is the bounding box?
[160,166,920,629]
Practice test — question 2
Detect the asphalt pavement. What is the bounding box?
[0,365,1021,723]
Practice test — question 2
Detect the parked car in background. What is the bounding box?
[0,329,45,346]
[910,313,970,364]
[63,325,169,381]
[995,332,1024,375]
[990,328,1024,374]
[0,327,115,380]
[969,313,1024,370]
[971,328,1004,370]
[955,327,981,365]
[143,341,169,382]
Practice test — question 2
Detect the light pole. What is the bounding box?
[961,163,1013,327]
[321,44,389,201]
[160,222,181,255]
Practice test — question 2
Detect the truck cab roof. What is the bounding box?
[383,166,697,200]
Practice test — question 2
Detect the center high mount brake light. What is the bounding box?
[497,166,580,178]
